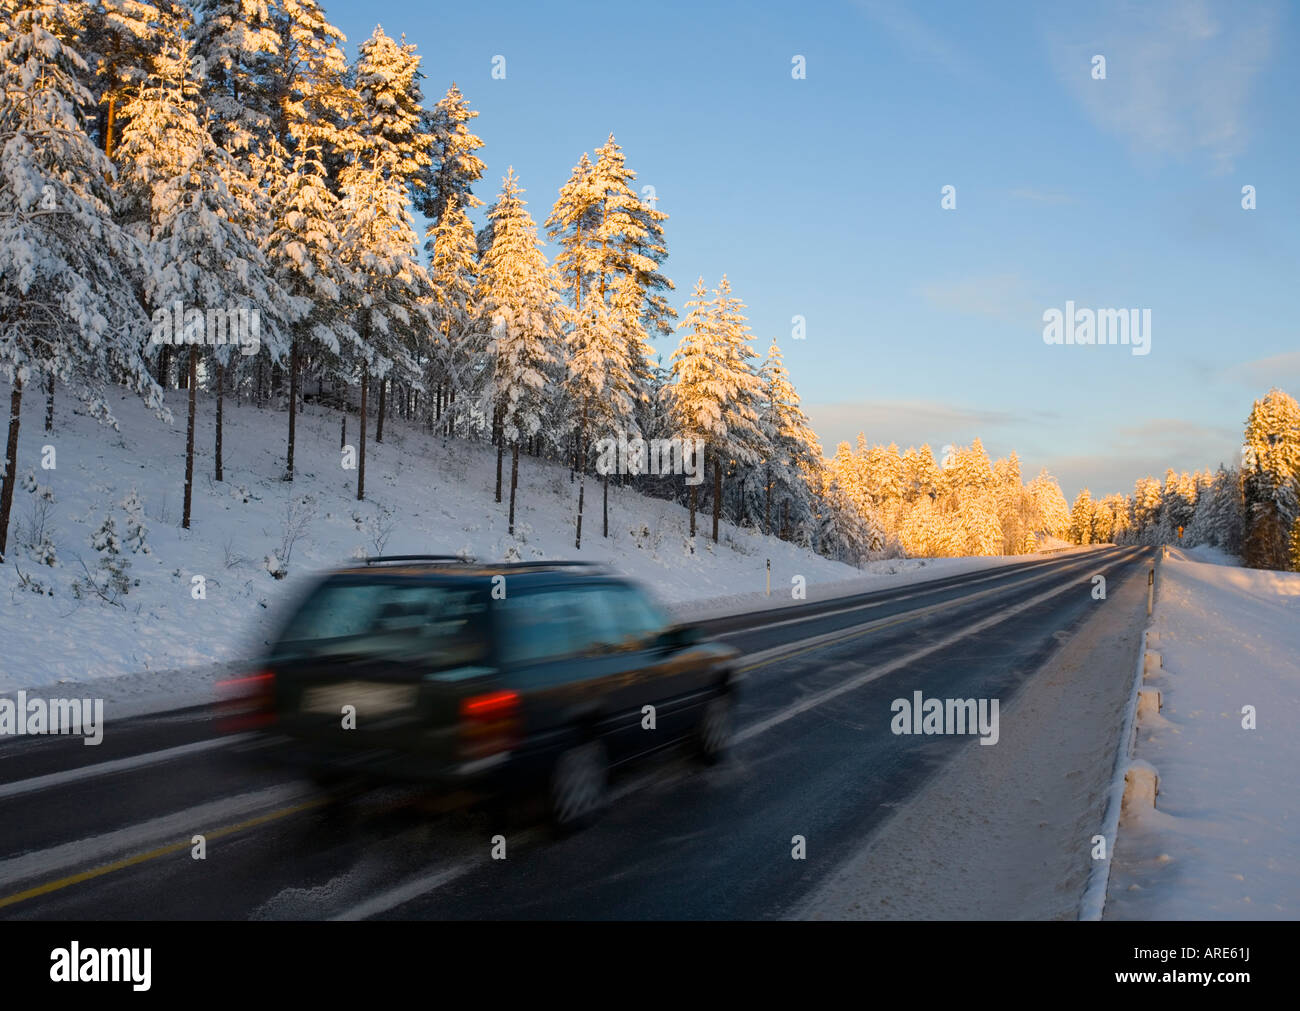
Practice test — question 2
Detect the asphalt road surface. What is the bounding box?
[0,545,1152,919]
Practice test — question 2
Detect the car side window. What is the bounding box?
[499,588,589,664]
[585,583,669,651]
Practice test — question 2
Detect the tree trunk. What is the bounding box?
[157,343,171,389]
[689,483,696,540]
[764,467,772,535]
[104,93,118,160]
[183,347,197,529]
[603,472,609,538]
[575,407,588,549]
[358,362,368,501]
[214,361,224,482]
[508,442,520,534]
[0,379,23,562]
[44,373,53,432]
[340,411,346,451]
[286,336,299,480]
[448,389,455,438]
[376,376,385,444]
[494,408,503,504]
[713,460,722,543]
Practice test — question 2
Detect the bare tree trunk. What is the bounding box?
[448,389,455,438]
[340,411,346,451]
[157,344,171,389]
[358,361,368,501]
[689,483,696,540]
[508,442,520,534]
[215,361,224,482]
[183,347,197,529]
[0,379,23,562]
[713,460,722,543]
[764,466,772,535]
[285,336,298,480]
[575,407,588,549]
[376,376,385,444]
[494,408,503,503]
[44,373,53,432]
[603,472,609,538]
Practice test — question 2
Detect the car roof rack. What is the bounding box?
[363,554,475,565]
[494,560,611,571]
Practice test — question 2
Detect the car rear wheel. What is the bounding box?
[695,691,732,765]
[548,738,608,833]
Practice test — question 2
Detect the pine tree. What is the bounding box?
[477,170,564,535]
[0,0,164,561]
[1069,488,1095,545]
[426,195,482,436]
[1242,388,1300,570]
[755,339,821,538]
[117,15,290,527]
[263,138,353,479]
[337,145,431,501]
[416,82,485,241]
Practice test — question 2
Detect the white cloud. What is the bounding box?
[1047,0,1279,173]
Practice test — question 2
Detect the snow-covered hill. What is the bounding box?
[0,381,883,694]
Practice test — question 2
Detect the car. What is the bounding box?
[224,556,741,831]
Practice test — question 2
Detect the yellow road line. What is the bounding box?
[0,796,326,910]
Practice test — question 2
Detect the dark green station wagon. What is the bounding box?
[225,557,741,831]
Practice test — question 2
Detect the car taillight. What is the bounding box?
[459,690,519,760]
[216,670,277,733]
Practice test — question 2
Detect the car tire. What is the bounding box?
[694,690,732,765]
[547,737,608,834]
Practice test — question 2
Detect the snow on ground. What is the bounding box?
[1105,547,1300,919]
[0,382,1035,715]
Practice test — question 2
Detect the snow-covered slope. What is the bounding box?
[1,381,878,694]
[1106,547,1300,919]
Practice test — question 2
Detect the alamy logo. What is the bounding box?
[890,691,999,745]
[1042,301,1151,356]
[150,301,261,355]
[0,692,104,745]
[594,432,705,486]
[50,943,151,991]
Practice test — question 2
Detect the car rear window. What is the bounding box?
[274,579,489,665]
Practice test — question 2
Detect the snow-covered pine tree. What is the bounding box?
[351,24,433,445]
[190,0,280,147]
[116,15,290,528]
[1026,468,1070,541]
[589,135,674,342]
[477,169,564,535]
[1068,488,1095,545]
[754,339,821,540]
[664,279,716,540]
[260,0,357,477]
[1241,388,1300,570]
[355,26,429,188]
[416,82,485,244]
[81,0,161,159]
[337,145,431,501]
[426,195,483,438]
[0,0,164,561]
[665,276,766,543]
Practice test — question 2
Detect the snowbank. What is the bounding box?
[1105,547,1300,919]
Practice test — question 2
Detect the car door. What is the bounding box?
[579,582,707,752]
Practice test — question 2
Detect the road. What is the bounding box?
[0,545,1152,919]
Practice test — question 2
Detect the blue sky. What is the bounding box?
[332,0,1298,500]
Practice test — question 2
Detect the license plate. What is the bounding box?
[301,682,417,718]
